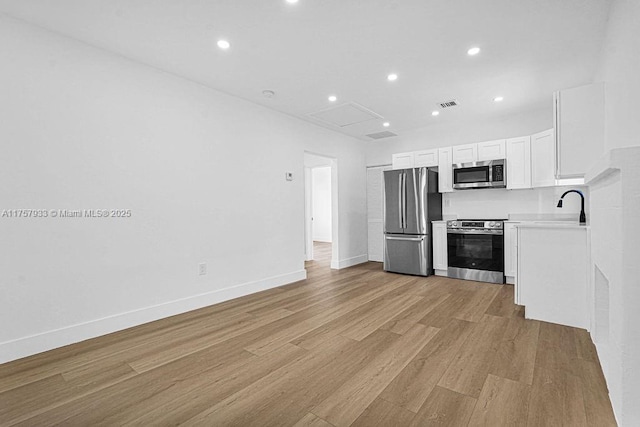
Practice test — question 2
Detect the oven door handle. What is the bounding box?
[447,229,503,235]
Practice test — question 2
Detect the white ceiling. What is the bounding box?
[0,0,612,141]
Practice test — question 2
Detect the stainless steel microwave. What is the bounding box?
[452,159,506,189]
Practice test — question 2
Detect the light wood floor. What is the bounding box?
[0,243,616,426]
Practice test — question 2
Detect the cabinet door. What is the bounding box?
[392,152,414,170]
[452,143,478,164]
[414,149,438,167]
[432,222,448,270]
[437,147,453,193]
[531,129,556,188]
[555,82,604,178]
[504,222,518,278]
[478,139,506,161]
[506,136,532,189]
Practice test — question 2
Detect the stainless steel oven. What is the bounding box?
[453,159,506,189]
[447,220,504,284]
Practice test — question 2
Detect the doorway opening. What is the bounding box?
[304,152,338,269]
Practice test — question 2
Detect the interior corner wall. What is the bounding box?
[596,0,640,152]
[364,107,552,167]
[0,15,367,363]
[591,0,640,425]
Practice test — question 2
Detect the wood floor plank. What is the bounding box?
[527,363,587,427]
[409,386,477,427]
[128,307,294,372]
[118,344,306,426]
[379,318,475,413]
[0,250,616,426]
[574,328,599,362]
[453,283,502,323]
[312,323,439,427]
[578,358,617,427]
[437,314,509,398]
[485,284,518,317]
[468,374,531,426]
[489,316,540,385]
[380,292,451,335]
[294,413,334,427]
[351,397,416,427]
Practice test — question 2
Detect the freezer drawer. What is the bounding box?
[383,234,431,276]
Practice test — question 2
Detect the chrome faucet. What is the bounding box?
[556,189,586,224]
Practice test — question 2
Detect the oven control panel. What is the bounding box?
[447,220,504,230]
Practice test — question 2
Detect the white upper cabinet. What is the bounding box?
[414,149,439,167]
[506,136,531,189]
[392,152,414,170]
[554,82,605,179]
[531,129,556,188]
[452,143,478,164]
[477,139,506,161]
[437,147,453,193]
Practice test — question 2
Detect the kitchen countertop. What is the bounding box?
[515,222,589,229]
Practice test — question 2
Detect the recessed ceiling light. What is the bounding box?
[286,0,299,3]
[383,122,390,127]
[493,96,504,102]
[217,39,230,50]
[432,111,440,116]
[467,47,480,56]
[328,95,337,102]
[387,73,398,82]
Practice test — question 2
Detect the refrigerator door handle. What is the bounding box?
[385,235,425,242]
[398,172,403,229]
[402,171,407,228]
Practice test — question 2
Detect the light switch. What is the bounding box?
[285,172,293,181]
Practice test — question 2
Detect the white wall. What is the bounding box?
[589,0,640,424]
[312,167,332,242]
[444,185,588,220]
[0,16,367,362]
[366,107,552,166]
[596,0,640,152]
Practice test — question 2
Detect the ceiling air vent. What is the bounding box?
[438,99,459,109]
[366,131,398,140]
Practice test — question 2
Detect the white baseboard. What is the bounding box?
[0,269,307,364]
[435,269,448,277]
[331,254,368,270]
[313,237,332,243]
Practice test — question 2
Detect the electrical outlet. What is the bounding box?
[444,199,451,208]
[198,263,207,276]
[285,172,293,181]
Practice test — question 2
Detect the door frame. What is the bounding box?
[304,152,338,268]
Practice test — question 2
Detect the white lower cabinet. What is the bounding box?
[432,221,448,275]
[504,222,519,286]
[517,225,589,329]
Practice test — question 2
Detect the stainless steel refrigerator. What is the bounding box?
[383,167,442,276]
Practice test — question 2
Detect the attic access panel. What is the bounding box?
[308,102,383,127]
